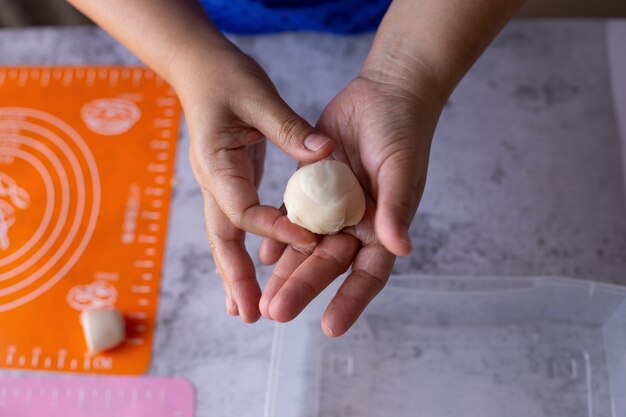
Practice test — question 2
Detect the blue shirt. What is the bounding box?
[199,0,391,34]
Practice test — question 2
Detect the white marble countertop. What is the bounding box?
[1,20,625,417]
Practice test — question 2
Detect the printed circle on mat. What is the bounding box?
[0,108,101,312]
[81,98,141,136]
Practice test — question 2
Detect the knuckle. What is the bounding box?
[291,242,314,257]
[379,145,413,172]
[313,247,343,269]
[336,287,368,310]
[218,204,243,229]
[231,214,245,230]
[228,203,253,230]
[212,160,248,183]
[355,268,387,294]
[267,214,287,240]
[276,115,306,147]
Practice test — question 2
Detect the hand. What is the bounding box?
[258,75,442,336]
[172,44,335,323]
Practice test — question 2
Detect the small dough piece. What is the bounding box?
[284,160,366,234]
[80,308,126,353]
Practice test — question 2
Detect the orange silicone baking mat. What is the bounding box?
[0,67,180,375]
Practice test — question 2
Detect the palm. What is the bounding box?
[259,76,437,336]
[317,76,432,244]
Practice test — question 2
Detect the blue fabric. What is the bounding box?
[199,0,391,34]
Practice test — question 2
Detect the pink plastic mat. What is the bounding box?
[0,375,194,417]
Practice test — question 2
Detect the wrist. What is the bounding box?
[359,51,448,118]
[166,36,241,99]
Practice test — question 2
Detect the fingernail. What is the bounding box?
[324,326,334,337]
[304,134,331,152]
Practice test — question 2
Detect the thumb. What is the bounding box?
[250,96,335,161]
[375,149,425,256]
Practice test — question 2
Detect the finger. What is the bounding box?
[192,146,316,252]
[375,149,425,256]
[242,97,335,161]
[259,237,286,266]
[258,204,288,265]
[259,245,309,320]
[216,270,238,316]
[321,243,395,337]
[202,190,261,323]
[269,233,360,323]
[215,266,238,317]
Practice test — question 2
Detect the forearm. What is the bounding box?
[362,0,525,108]
[66,0,234,88]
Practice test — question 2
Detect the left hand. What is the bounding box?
[258,75,443,336]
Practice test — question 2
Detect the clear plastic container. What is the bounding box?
[265,275,626,417]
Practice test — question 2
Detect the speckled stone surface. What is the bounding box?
[0,21,625,417]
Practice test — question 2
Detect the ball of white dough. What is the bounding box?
[284,160,366,234]
[80,308,126,353]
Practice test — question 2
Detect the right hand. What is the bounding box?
[258,74,440,336]
[171,42,335,323]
